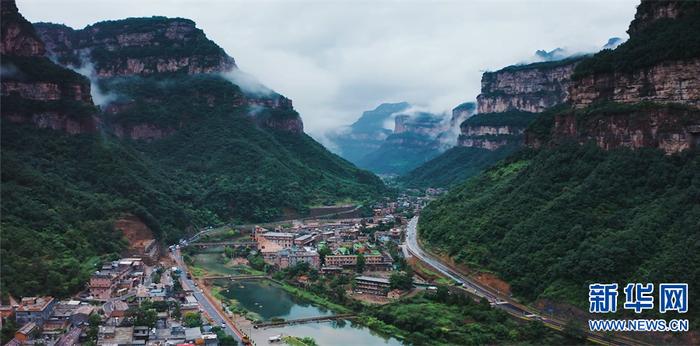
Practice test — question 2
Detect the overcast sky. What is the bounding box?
[20,0,638,142]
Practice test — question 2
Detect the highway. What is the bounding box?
[405,216,644,346]
[171,248,245,344]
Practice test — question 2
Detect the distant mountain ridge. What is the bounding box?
[330,102,475,175]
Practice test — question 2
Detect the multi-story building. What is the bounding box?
[325,255,357,267]
[324,253,390,269]
[354,276,391,295]
[266,248,320,269]
[15,297,56,327]
[257,232,294,249]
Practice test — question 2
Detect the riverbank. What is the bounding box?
[277,283,351,314]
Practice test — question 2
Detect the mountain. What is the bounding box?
[0,0,385,298]
[328,102,409,163]
[400,56,574,188]
[330,102,466,175]
[419,0,700,336]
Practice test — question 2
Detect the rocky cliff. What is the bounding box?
[451,102,476,128]
[1,0,43,56]
[35,18,236,77]
[458,111,534,150]
[627,0,685,35]
[570,58,700,109]
[476,57,581,114]
[527,0,700,154]
[29,16,303,137]
[1,0,97,133]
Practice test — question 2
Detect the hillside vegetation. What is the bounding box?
[1,74,386,298]
[400,146,517,188]
[419,143,700,326]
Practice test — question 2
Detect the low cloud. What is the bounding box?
[221,68,274,96]
[69,59,118,107]
[20,0,638,140]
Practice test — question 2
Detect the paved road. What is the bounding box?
[171,249,244,344]
[406,216,643,346]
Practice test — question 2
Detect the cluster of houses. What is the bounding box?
[253,217,400,274]
[1,256,225,346]
[89,258,149,300]
[2,296,94,346]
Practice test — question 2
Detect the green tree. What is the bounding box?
[86,314,101,343]
[183,312,203,328]
[356,253,366,273]
[389,269,413,290]
[318,245,331,266]
[1,318,17,344]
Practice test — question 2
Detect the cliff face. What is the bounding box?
[528,104,700,154]
[451,102,476,128]
[1,0,97,133]
[457,111,533,151]
[557,107,699,153]
[35,18,236,77]
[570,58,700,109]
[526,0,700,154]
[1,0,44,56]
[476,58,580,113]
[29,16,303,138]
[627,0,684,35]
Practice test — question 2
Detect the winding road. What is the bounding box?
[406,216,647,346]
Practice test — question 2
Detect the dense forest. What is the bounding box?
[400,146,517,188]
[419,143,700,327]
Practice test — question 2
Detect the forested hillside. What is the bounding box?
[419,143,700,326]
[400,146,516,188]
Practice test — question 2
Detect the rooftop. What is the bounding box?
[262,232,294,238]
[355,276,390,284]
[16,296,54,312]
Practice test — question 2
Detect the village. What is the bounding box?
[1,192,440,346]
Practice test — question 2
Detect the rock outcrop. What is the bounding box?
[457,111,533,151]
[627,0,684,35]
[27,15,304,138]
[476,58,581,114]
[35,18,236,77]
[1,0,97,134]
[451,102,476,128]
[570,59,700,109]
[526,0,700,154]
[533,105,700,154]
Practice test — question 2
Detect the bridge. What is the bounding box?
[253,314,356,328]
[189,241,257,248]
[201,274,268,281]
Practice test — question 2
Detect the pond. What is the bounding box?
[216,279,403,345]
[217,279,334,321]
